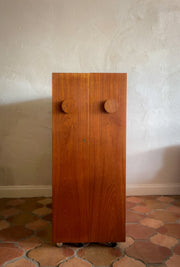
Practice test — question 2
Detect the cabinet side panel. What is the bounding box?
[89,73,126,242]
[52,73,90,242]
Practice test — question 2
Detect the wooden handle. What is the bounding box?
[61,99,76,113]
[104,99,118,113]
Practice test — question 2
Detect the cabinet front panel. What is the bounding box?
[89,73,126,242]
[52,73,90,242]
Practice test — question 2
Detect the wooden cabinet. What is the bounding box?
[52,73,126,243]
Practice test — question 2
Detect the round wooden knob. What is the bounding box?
[61,99,76,113]
[104,99,118,113]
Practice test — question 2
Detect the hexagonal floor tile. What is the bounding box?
[150,233,178,248]
[126,240,171,264]
[126,210,145,223]
[19,199,43,212]
[59,257,92,266]
[26,219,49,231]
[126,201,137,209]
[158,224,180,238]
[116,236,134,250]
[38,198,52,206]
[144,199,169,209]
[140,218,164,229]
[5,258,36,267]
[7,212,38,226]
[36,225,52,242]
[6,199,25,207]
[166,205,180,215]
[77,244,122,266]
[33,207,51,217]
[126,224,156,239]
[17,236,42,251]
[149,210,179,223]
[0,225,33,242]
[0,243,24,265]
[166,254,180,267]
[27,244,74,266]
[0,208,20,218]
[113,255,145,267]
[157,196,174,203]
[132,205,151,214]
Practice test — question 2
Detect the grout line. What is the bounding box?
[75,246,94,267]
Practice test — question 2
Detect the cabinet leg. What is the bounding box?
[56,242,63,247]
[56,242,116,247]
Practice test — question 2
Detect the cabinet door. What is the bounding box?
[52,73,90,242]
[89,73,126,242]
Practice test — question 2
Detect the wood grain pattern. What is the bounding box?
[52,73,90,242]
[52,73,126,243]
[89,73,126,242]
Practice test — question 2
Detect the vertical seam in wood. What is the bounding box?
[88,73,90,241]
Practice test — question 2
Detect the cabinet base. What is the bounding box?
[56,242,117,247]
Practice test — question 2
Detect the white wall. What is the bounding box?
[0,0,180,196]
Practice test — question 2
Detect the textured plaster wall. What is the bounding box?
[0,0,180,186]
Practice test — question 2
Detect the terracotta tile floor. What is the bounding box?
[0,196,180,267]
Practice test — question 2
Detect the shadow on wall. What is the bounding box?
[127,145,180,184]
[0,98,180,186]
[0,98,52,186]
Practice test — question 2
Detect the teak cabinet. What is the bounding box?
[52,73,126,243]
